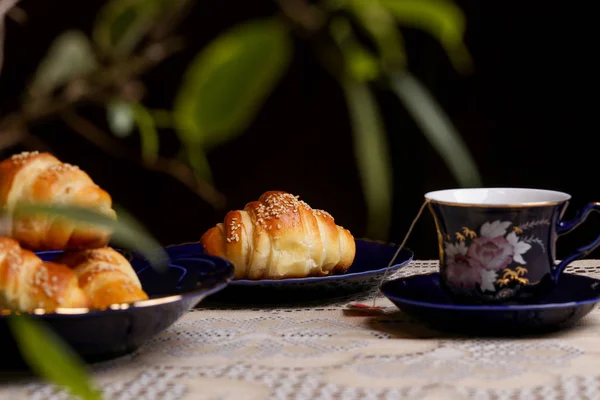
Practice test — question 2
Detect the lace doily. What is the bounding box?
[4,259,600,400]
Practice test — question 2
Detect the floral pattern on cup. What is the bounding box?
[443,219,549,293]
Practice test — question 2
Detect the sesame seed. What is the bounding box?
[226,217,243,242]
[33,266,48,286]
[47,163,80,173]
[11,151,39,159]
[313,209,333,219]
[121,284,135,293]
[88,253,116,263]
[6,250,23,270]
[224,192,335,242]
[11,151,39,165]
[91,264,117,273]
[252,192,306,230]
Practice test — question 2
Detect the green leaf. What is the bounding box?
[28,30,97,96]
[150,109,174,128]
[329,17,380,82]
[11,203,168,272]
[342,81,393,241]
[173,18,292,149]
[391,72,481,187]
[345,43,381,82]
[106,101,160,162]
[130,103,160,163]
[107,100,135,138]
[93,0,167,57]
[379,0,472,72]
[8,314,103,400]
[346,0,407,70]
[184,145,214,184]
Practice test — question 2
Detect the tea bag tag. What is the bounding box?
[345,199,429,313]
[343,303,385,315]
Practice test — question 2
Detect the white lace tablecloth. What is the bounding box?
[3,259,600,400]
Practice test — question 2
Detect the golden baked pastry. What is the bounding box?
[0,151,116,251]
[0,237,90,312]
[55,247,149,309]
[200,190,355,279]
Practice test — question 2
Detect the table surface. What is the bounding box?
[3,259,600,400]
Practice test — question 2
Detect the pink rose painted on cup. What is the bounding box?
[465,220,514,271]
[467,235,513,271]
[441,220,537,293]
[445,242,482,288]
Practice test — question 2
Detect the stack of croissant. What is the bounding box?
[0,151,149,313]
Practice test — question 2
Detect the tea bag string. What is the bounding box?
[371,199,429,307]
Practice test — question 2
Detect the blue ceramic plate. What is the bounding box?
[0,251,234,367]
[156,240,413,301]
[380,272,600,335]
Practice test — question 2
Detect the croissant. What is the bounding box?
[0,151,117,251]
[55,247,148,309]
[200,191,356,279]
[0,237,90,312]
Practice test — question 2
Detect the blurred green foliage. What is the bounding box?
[1,0,481,398]
[22,0,481,242]
[173,18,293,178]
[8,314,103,400]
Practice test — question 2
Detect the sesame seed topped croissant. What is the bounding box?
[200,191,356,279]
[55,247,149,309]
[0,151,116,251]
[0,237,90,312]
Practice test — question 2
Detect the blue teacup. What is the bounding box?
[425,188,600,304]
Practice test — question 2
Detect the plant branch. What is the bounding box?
[0,127,26,150]
[0,0,22,77]
[7,6,26,23]
[0,113,27,151]
[149,0,195,40]
[0,0,21,17]
[3,36,185,151]
[0,5,226,213]
[275,0,326,33]
[60,109,227,211]
[21,36,185,121]
[0,20,225,210]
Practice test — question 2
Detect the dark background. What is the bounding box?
[1,0,598,260]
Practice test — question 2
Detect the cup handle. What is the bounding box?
[554,202,600,279]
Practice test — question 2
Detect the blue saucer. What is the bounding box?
[380,273,600,334]
[155,240,413,302]
[0,251,234,368]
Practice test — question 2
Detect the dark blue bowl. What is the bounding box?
[0,250,234,367]
[151,239,413,304]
